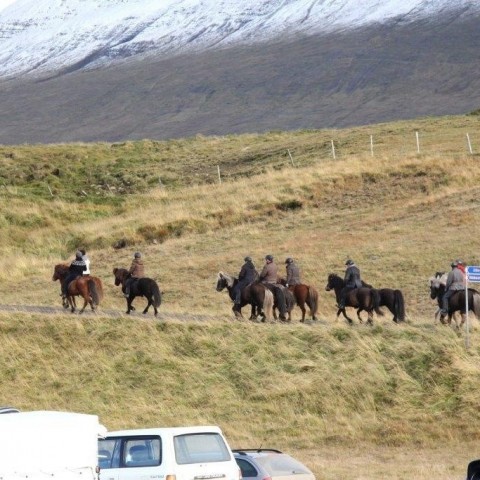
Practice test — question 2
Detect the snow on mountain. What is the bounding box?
[0,0,477,78]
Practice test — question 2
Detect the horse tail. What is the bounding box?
[263,289,274,321]
[394,290,406,322]
[88,279,100,306]
[372,289,384,316]
[95,279,104,302]
[472,292,480,319]
[273,285,287,318]
[307,286,319,317]
[152,281,162,308]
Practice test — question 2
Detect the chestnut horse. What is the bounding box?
[325,273,383,325]
[52,264,103,313]
[113,267,162,316]
[216,272,274,322]
[278,277,319,322]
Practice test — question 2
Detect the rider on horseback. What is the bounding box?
[259,255,278,285]
[232,256,258,311]
[441,260,466,315]
[338,259,362,309]
[124,252,145,298]
[285,257,301,287]
[61,251,87,300]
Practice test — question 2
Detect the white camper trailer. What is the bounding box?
[0,410,106,480]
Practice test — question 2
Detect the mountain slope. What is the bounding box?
[0,0,477,78]
[0,11,479,144]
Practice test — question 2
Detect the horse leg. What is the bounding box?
[339,308,353,325]
[143,298,152,314]
[356,308,364,324]
[299,302,306,322]
[367,310,374,325]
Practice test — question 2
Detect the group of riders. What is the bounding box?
[60,247,466,317]
[60,249,144,302]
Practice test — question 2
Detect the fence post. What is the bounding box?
[415,131,420,154]
[370,135,374,157]
[217,165,222,184]
[287,149,295,167]
[466,133,473,154]
[331,140,336,160]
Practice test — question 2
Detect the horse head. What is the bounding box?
[429,272,447,299]
[113,267,128,286]
[216,272,235,291]
[325,273,342,291]
[52,264,68,281]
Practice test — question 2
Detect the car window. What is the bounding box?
[98,438,121,469]
[235,458,259,478]
[124,438,161,467]
[255,454,311,475]
[174,433,231,464]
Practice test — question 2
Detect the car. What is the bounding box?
[233,448,315,480]
[466,459,480,480]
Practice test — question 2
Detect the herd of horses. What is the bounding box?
[52,262,480,328]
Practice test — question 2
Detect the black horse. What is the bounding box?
[216,272,274,321]
[429,273,480,329]
[325,273,383,325]
[113,268,162,316]
[377,288,406,323]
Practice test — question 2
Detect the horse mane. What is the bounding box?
[218,271,236,287]
[429,272,447,288]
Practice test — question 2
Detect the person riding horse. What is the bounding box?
[338,259,362,309]
[259,255,288,321]
[124,252,145,298]
[259,255,278,285]
[61,251,87,300]
[441,260,466,315]
[285,257,301,287]
[232,256,258,312]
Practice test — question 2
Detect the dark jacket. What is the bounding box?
[259,261,278,283]
[286,262,301,285]
[129,258,145,278]
[238,260,258,285]
[69,259,86,276]
[344,265,362,289]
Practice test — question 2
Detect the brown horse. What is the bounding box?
[278,277,319,322]
[216,272,274,322]
[325,273,383,325]
[52,264,103,313]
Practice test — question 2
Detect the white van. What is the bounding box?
[98,425,241,480]
[0,410,106,480]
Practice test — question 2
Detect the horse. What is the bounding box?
[429,273,480,329]
[278,277,319,322]
[376,288,406,323]
[216,272,274,322]
[271,285,296,322]
[325,273,383,325]
[113,268,162,316]
[52,264,103,313]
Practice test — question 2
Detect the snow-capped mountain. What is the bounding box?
[0,0,478,78]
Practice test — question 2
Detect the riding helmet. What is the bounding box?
[455,259,463,265]
[345,259,354,266]
[451,260,458,268]
[134,252,142,258]
[285,257,293,264]
[75,250,83,259]
[265,254,273,261]
[244,256,252,262]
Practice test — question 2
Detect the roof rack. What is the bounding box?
[232,449,282,455]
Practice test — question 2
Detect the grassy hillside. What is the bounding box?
[1,114,480,479]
